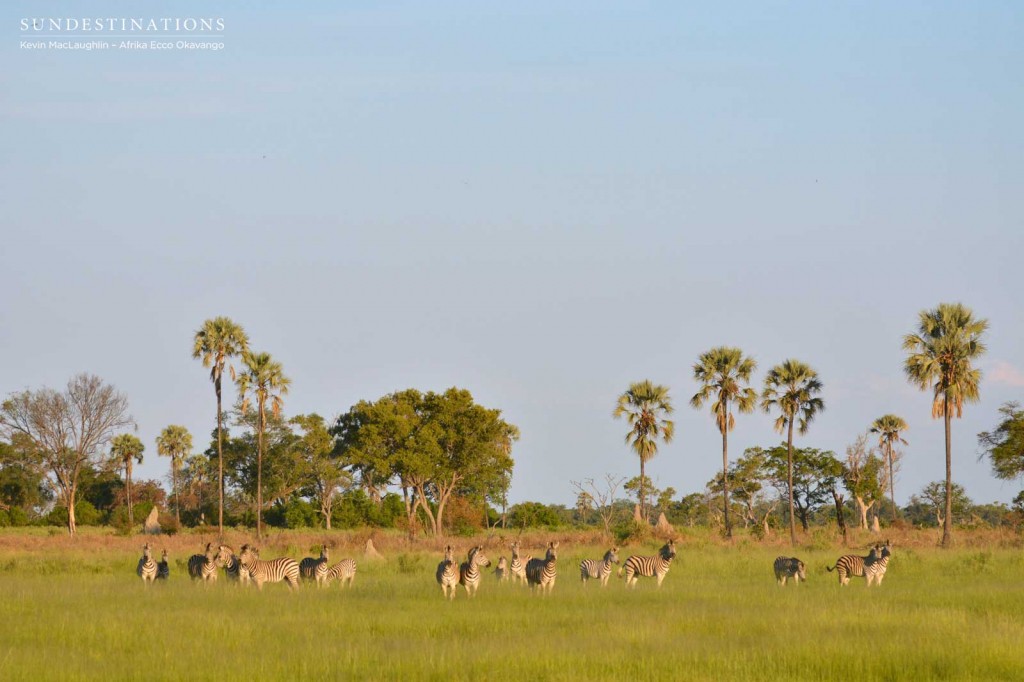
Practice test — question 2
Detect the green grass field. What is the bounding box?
[1,531,1022,680]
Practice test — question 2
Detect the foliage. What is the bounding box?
[0,374,134,535]
[613,380,675,520]
[758,443,841,531]
[979,402,1024,481]
[508,501,564,528]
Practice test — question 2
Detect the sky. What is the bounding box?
[2,2,1022,509]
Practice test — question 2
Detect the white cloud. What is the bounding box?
[989,361,1024,388]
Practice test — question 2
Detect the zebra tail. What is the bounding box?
[826,565,835,572]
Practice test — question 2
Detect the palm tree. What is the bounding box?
[109,433,144,528]
[613,380,675,522]
[869,414,909,523]
[237,351,290,538]
[903,302,987,548]
[761,359,825,546]
[691,347,758,539]
[192,317,250,537]
[156,425,193,526]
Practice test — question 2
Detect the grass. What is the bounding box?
[1,531,1023,680]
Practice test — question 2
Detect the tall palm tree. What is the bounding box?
[237,351,290,538]
[903,302,987,548]
[110,433,144,528]
[761,359,825,546]
[870,414,909,523]
[613,380,675,522]
[691,347,758,539]
[156,425,193,526]
[192,317,250,536]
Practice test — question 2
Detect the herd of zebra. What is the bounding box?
[136,538,893,595]
[135,542,357,590]
[435,540,679,598]
[776,540,894,587]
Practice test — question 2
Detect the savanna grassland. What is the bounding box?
[1,528,1022,681]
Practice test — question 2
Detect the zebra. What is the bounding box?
[436,545,459,599]
[219,545,251,586]
[773,556,806,586]
[580,547,619,587]
[300,545,329,584]
[526,542,558,594]
[459,546,491,597]
[326,558,357,588]
[137,544,158,584]
[188,543,221,583]
[865,542,892,587]
[495,556,509,582]
[620,540,676,588]
[238,544,301,591]
[509,541,530,585]
[156,550,170,581]
[827,545,880,586]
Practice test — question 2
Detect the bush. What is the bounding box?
[44,500,102,527]
[614,517,652,545]
[0,507,30,527]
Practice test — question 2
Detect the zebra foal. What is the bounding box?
[300,545,330,585]
[580,547,619,587]
[436,545,459,599]
[219,545,251,585]
[773,556,806,586]
[865,541,892,587]
[326,558,357,588]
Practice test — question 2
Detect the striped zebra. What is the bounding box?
[865,542,892,587]
[459,546,491,597]
[436,545,459,599]
[509,541,530,585]
[238,544,301,591]
[526,542,558,594]
[326,558,357,588]
[137,544,158,584]
[773,556,806,586]
[620,540,676,588]
[827,545,880,586]
[580,547,619,587]
[156,550,170,581]
[188,543,220,583]
[495,556,509,582]
[300,545,329,584]
[219,546,251,585]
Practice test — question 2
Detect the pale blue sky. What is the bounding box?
[2,2,1022,508]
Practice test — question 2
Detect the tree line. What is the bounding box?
[0,303,1021,544]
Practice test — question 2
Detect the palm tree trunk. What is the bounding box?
[942,396,952,548]
[639,457,646,523]
[126,462,133,528]
[257,400,264,540]
[888,441,898,523]
[787,419,796,546]
[722,422,731,539]
[173,461,180,526]
[216,373,224,538]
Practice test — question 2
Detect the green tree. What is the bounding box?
[192,316,250,536]
[291,413,350,529]
[109,433,144,528]
[0,434,50,520]
[870,414,909,521]
[841,433,886,529]
[156,425,192,525]
[0,374,133,535]
[237,351,291,538]
[903,302,988,547]
[707,447,773,532]
[978,402,1024,482]
[761,359,825,545]
[613,380,675,522]
[691,346,758,538]
[913,480,972,528]
[760,443,842,532]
